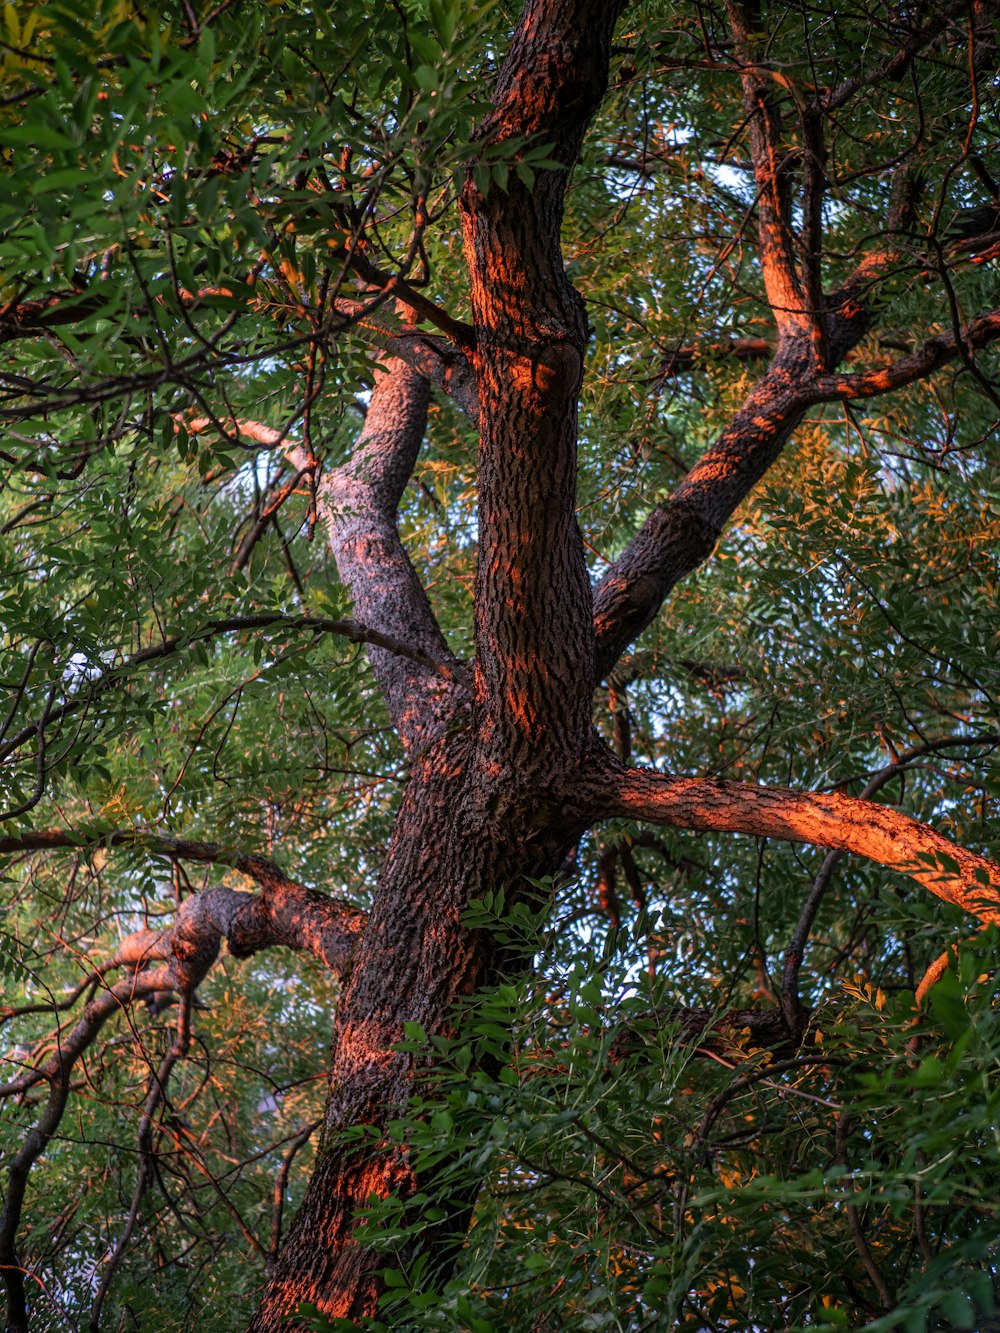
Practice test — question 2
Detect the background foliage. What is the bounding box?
[2,0,999,1329]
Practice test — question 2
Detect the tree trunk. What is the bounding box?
[249,727,588,1328]
[245,0,1000,1324]
[250,2,625,1323]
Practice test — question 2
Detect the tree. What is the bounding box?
[1,0,1000,1329]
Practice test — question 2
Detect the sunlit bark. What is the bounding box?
[251,1,627,1324]
[589,763,1000,926]
[7,2,1000,1328]
[245,1,1000,1326]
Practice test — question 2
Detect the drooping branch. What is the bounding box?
[0,962,174,1333]
[87,999,194,1333]
[0,832,367,999]
[0,858,365,1331]
[1,882,363,1104]
[585,762,1000,927]
[106,881,366,988]
[288,354,463,752]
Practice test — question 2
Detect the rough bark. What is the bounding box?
[244,1,1000,1326]
[248,732,591,1328]
[289,354,462,753]
[461,0,625,767]
[587,762,1000,926]
[10,3,1000,1329]
[250,1,627,1324]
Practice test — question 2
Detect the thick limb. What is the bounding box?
[591,7,998,682]
[0,853,365,1331]
[461,0,626,765]
[584,761,1000,926]
[294,356,462,752]
[593,346,817,678]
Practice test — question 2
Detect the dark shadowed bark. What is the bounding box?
[249,1,629,1324]
[244,0,1000,1326]
[6,3,1000,1330]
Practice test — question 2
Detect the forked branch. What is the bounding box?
[0,856,365,1332]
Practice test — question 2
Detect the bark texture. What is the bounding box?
[250,1,628,1324]
[9,3,1000,1329]
[243,1,1000,1327]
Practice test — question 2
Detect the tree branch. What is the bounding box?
[0,842,365,1330]
[814,307,1000,400]
[593,347,818,679]
[585,761,1000,927]
[590,7,992,683]
[0,612,454,772]
[0,963,174,1333]
[366,328,479,422]
[592,293,1000,685]
[289,354,463,751]
[0,830,367,984]
[780,733,1000,1031]
[724,0,813,348]
[336,299,479,421]
[347,252,476,351]
[819,0,970,116]
[87,999,194,1333]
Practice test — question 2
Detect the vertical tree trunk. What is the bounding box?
[251,2,625,1325]
[249,734,586,1329]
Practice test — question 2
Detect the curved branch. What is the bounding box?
[814,307,1000,401]
[366,328,479,422]
[586,762,1000,926]
[0,864,365,1329]
[109,882,366,985]
[780,733,1000,1028]
[0,611,455,770]
[325,298,479,421]
[289,354,463,752]
[0,832,368,993]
